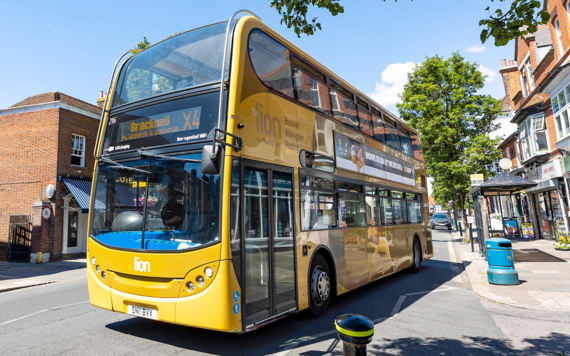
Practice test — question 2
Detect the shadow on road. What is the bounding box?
[105,254,469,355]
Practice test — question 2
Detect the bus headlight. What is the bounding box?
[91,257,96,265]
[96,265,101,274]
[197,276,204,286]
[101,271,106,280]
[187,282,194,291]
[205,267,213,278]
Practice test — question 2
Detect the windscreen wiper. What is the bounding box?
[137,149,201,163]
[99,156,151,174]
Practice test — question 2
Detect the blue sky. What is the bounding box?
[1,0,515,115]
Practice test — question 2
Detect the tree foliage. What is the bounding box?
[397,52,503,217]
[269,0,550,46]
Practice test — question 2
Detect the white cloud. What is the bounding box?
[466,44,486,53]
[366,62,416,108]
[478,64,497,82]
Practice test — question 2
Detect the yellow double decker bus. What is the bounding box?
[88,11,433,333]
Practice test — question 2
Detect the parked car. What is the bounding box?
[431,214,452,230]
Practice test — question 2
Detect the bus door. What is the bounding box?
[242,162,296,327]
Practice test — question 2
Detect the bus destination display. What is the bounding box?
[116,106,201,143]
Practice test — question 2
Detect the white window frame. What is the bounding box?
[555,19,564,56]
[506,148,511,159]
[552,83,570,140]
[519,115,550,161]
[525,59,535,90]
[71,134,85,167]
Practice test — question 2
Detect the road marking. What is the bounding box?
[390,295,406,316]
[272,286,458,355]
[447,235,463,283]
[0,300,89,326]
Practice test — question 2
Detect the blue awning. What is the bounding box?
[61,178,93,213]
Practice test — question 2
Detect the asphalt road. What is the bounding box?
[0,231,537,355]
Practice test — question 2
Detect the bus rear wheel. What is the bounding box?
[309,254,331,317]
[410,238,421,273]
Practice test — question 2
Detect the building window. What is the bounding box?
[519,115,549,161]
[506,148,511,159]
[552,84,570,139]
[555,19,564,56]
[71,134,85,166]
[521,71,529,97]
[525,59,535,91]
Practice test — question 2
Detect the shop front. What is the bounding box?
[526,160,569,240]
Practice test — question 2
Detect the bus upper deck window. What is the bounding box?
[292,59,331,115]
[383,117,401,151]
[329,82,358,131]
[357,106,373,137]
[249,30,295,99]
[114,22,231,106]
[299,150,334,173]
[379,189,389,196]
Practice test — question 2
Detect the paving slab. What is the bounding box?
[456,232,570,311]
[0,258,86,292]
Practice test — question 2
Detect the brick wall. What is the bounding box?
[0,109,59,259]
[0,95,100,261]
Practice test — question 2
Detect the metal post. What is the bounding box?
[479,196,490,260]
[469,222,474,252]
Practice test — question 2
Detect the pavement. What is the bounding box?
[455,230,570,311]
[0,258,86,293]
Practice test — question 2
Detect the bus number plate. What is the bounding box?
[127,305,157,320]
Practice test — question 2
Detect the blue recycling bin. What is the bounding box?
[486,238,519,285]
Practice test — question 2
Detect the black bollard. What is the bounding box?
[335,314,374,356]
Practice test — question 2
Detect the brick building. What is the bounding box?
[497,0,570,241]
[0,92,104,261]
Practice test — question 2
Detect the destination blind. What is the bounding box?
[103,92,219,153]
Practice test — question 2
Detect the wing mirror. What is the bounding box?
[201,145,223,175]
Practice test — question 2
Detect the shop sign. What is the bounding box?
[536,160,562,182]
[470,174,484,187]
[521,223,534,239]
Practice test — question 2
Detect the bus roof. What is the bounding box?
[239,16,419,136]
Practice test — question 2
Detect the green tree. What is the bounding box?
[269,0,549,46]
[397,52,503,227]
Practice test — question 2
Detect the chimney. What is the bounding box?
[502,59,507,68]
[97,91,107,109]
[499,59,522,111]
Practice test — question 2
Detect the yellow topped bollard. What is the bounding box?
[335,314,374,356]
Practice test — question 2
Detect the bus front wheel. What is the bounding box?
[309,254,331,317]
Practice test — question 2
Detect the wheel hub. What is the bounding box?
[311,267,330,306]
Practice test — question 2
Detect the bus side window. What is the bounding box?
[383,117,401,151]
[410,131,424,161]
[248,29,295,99]
[371,113,386,143]
[329,82,359,131]
[380,197,392,225]
[293,57,332,115]
[357,106,374,137]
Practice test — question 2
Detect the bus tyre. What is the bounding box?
[410,238,421,274]
[309,254,331,317]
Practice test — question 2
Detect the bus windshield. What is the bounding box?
[90,154,221,251]
[112,21,232,107]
